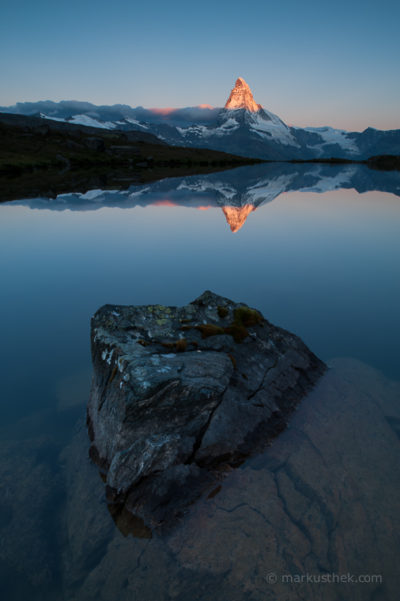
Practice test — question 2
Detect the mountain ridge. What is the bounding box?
[1,78,400,160]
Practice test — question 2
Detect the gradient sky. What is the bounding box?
[1,0,399,131]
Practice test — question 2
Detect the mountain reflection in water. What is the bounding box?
[7,162,400,232]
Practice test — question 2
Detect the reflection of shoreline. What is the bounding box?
[4,162,400,231]
[6,162,400,211]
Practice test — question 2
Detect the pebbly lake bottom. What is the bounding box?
[0,163,399,600]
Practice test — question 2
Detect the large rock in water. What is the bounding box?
[87,291,325,528]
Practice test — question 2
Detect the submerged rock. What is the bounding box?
[87,291,325,528]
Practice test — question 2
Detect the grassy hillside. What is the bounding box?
[0,112,260,172]
[0,112,262,201]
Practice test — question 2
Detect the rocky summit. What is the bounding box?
[224,76,261,112]
[87,291,326,529]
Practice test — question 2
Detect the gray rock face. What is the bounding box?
[88,291,325,528]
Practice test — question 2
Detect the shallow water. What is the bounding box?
[0,163,399,600]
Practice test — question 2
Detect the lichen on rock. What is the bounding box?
[87,290,325,529]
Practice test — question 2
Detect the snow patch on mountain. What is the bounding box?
[42,113,117,129]
[41,113,67,123]
[125,118,149,129]
[248,111,300,147]
[219,117,240,131]
[303,126,359,155]
[68,115,117,129]
[177,124,209,138]
[177,117,240,140]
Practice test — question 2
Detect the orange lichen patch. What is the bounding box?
[217,305,229,319]
[175,339,188,352]
[178,305,263,345]
[233,306,263,327]
[161,341,175,349]
[196,324,225,338]
[161,339,188,352]
[182,305,262,344]
[224,323,249,343]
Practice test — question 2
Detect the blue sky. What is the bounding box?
[1,0,399,130]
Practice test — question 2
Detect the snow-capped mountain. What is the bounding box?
[2,78,399,160]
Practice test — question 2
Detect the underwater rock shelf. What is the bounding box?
[87,291,325,529]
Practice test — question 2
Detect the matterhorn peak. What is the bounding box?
[224,77,261,112]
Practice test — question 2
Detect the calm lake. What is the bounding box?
[0,163,399,600]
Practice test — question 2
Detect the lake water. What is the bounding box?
[0,163,399,600]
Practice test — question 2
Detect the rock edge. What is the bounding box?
[87,290,326,529]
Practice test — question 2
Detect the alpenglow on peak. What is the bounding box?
[224,77,261,112]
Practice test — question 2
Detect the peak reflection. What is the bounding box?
[5,163,400,232]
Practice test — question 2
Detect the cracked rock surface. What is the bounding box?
[88,290,325,527]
